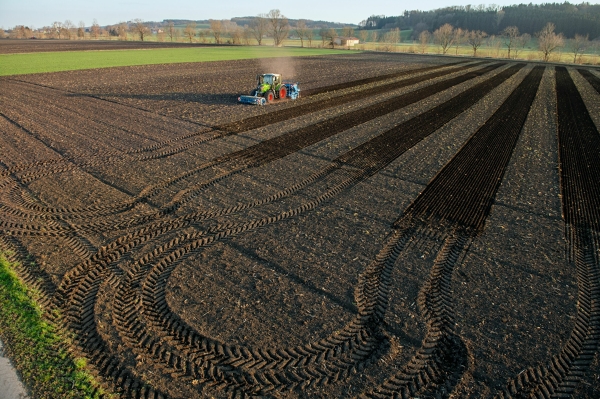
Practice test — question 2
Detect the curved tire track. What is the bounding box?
[498,66,600,399]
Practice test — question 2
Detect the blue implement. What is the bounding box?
[283,82,300,99]
[237,95,267,106]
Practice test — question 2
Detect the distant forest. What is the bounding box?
[162,18,349,29]
[362,2,600,39]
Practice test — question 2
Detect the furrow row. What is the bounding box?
[498,66,600,399]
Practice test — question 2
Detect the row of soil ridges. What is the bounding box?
[495,66,600,399]
[362,65,544,398]
[0,53,599,399]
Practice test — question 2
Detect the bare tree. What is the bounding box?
[157,30,165,42]
[569,34,589,64]
[453,27,465,55]
[231,27,243,44]
[77,21,85,39]
[117,22,128,40]
[198,29,208,43]
[249,14,268,45]
[419,30,431,54]
[63,20,76,39]
[433,23,454,54]
[294,20,309,47]
[11,26,21,39]
[370,31,378,43]
[324,28,338,48]
[221,20,238,37]
[13,25,32,39]
[513,33,530,59]
[242,27,251,45]
[132,19,150,41]
[60,27,70,39]
[0,27,6,39]
[184,22,196,43]
[467,30,487,56]
[305,28,314,47]
[319,28,328,47]
[358,30,369,44]
[267,9,289,46]
[384,28,400,44]
[91,19,101,39]
[52,21,63,39]
[167,21,176,42]
[502,26,520,58]
[342,26,354,38]
[487,34,502,57]
[210,20,223,44]
[537,22,564,62]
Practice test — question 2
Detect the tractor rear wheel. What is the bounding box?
[279,86,287,99]
[266,91,275,103]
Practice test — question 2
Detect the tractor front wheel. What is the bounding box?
[279,86,287,99]
[266,91,275,103]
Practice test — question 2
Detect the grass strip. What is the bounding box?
[0,46,347,76]
[0,252,103,398]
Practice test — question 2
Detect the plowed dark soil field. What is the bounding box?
[1,51,599,398]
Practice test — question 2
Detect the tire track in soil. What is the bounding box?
[0,62,479,223]
[362,65,544,399]
[0,157,96,262]
[3,60,466,175]
[496,67,600,399]
[577,68,600,95]
[0,63,496,235]
[53,63,528,398]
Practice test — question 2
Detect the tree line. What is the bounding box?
[1,10,358,49]
[420,21,591,63]
[362,2,600,40]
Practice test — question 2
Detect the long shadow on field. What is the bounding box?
[67,92,239,105]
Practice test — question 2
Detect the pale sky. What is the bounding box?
[0,0,576,29]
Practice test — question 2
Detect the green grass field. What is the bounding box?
[0,253,103,398]
[0,46,346,76]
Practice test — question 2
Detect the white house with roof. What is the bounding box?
[334,36,360,46]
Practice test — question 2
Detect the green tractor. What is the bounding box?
[238,73,300,105]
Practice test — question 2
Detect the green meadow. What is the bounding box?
[0,46,346,76]
[0,254,103,398]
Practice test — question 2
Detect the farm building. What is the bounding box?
[334,36,359,46]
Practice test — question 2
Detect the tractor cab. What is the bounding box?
[258,73,281,87]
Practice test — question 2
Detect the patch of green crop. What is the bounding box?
[0,46,348,76]
[0,253,103,398]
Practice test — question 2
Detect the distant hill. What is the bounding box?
[159,18,355,29]
[362,2,600,39]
